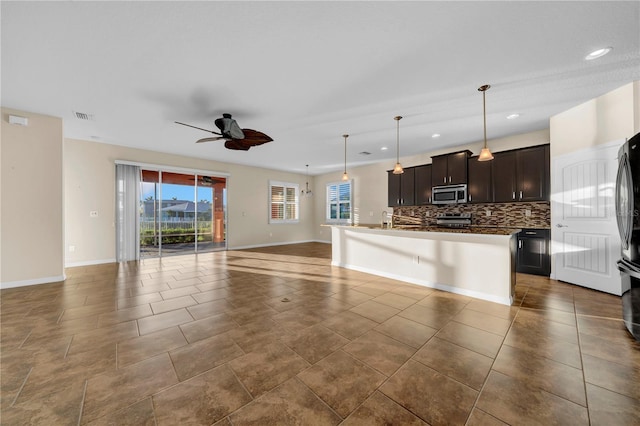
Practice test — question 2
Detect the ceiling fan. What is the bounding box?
[175,113,273,151]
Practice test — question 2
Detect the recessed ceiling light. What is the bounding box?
[585,47,612,60]
[506,113,520,120]
[431,133,441,138]
[381,146,388,151]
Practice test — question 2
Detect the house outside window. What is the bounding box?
[326,180,352,224]
[269,181,299,223]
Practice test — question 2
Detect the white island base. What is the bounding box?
[330,226,517,306]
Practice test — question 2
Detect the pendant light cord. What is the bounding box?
[483,89,487,149]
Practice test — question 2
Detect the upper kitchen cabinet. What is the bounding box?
[467,155,493,203]
[517,144,550,201]
[492,144,549,202]
[387,167,415,207]
[431,150,471,185]
[414,164,433,205]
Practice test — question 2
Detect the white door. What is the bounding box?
[551,141,622,295]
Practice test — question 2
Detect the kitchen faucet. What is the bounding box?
[381,210,393,228]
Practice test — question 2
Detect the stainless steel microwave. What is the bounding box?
[432,184,468,205]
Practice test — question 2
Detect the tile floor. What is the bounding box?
[1,242,639,425]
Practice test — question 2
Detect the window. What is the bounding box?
[269,181,299,223]
[326,180,352,223]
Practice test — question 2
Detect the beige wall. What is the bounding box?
[1,108,64,286]
[550,82,638,157]
[313,129,550,242]
[64,138,316,265]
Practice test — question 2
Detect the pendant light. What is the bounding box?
[301,164,313,197]
[392,116,404,174]
[342,134,349,181]
[477,84,494,162]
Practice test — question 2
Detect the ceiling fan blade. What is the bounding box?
[224,140,251,150]
[196,136,225,143]
[175,121,222,136]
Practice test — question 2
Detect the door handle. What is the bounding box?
[518,240,522,249]
[469,194,472,202]
[556,224,568,228]
[519,191,523,200]
[443,177,446,183]
[512,192,516,200]
[449,176,452,183]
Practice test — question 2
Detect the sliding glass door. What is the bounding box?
[139,169,226,258]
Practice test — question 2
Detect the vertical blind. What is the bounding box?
[115,164,141,261]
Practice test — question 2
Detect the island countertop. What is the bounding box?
[328,223,521,236]
[328,224,517,305]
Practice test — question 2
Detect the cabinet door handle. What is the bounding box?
[519,191,523,200]
[428,196,431,203]
[512,192,516,200]
[443,177,446,183]
[449,176,452,183]
[519,240,523,249]
[469,194,472,202]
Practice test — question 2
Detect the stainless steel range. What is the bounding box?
[436,212,472,228]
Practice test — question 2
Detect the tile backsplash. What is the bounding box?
[394,201,550,229]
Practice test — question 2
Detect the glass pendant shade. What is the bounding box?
[392,163,404,174]
[342,172,349,181]
[478,148,494,161]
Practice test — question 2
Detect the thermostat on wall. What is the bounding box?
[9,115,28,126]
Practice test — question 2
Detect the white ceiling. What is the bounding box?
[2,1,639,175]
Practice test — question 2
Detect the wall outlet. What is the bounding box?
[412,255,420,264]
[485,210,492,217]
[69,245,75,252]
[369,211,374,217]
[90,211,98,218]
[525,209,532,217]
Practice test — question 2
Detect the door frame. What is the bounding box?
[115,160,230,258]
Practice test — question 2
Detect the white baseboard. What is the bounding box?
[65,258,117,268]
[229,239,329,250]
[333,261,512,306]
[1,274,67,290]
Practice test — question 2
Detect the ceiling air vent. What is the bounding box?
[359,151,371,156]
[73,111,95,121]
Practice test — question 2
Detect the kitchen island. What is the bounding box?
[329,225,519,305]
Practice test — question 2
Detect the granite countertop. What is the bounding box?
[343,224,520,236]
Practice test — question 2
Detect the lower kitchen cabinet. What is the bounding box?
[516,229,550,276]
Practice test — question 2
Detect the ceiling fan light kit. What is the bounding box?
[477,84,494,162]
[392,115,404,174]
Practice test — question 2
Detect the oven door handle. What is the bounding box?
[618,260,640,279]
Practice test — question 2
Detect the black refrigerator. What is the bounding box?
[616,132,640,341]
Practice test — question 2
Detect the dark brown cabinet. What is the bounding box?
[492,145,549,202]
[414,164,433,205]
[431,151,471,185]
[387,167,415,207]
[492,151,518,202]
[467,156,493,203]
[517,145,549,201]
[516,229,551,276]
